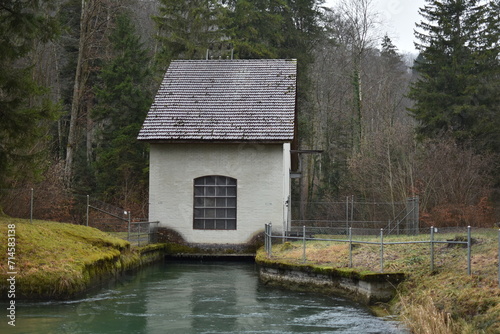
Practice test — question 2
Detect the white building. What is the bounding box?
[138,59,297,247]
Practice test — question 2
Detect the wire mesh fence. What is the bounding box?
[264,224,500,284]
[0,188,157,246]
[291,197,420,236]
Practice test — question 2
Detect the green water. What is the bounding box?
[1,261,408,333]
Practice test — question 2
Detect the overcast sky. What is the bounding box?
[323,0,427,54]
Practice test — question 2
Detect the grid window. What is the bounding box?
[193,176,237,230]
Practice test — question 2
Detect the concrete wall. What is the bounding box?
[258,265,405,305]
[149,143,290,244]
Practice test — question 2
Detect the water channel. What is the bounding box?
[1,261,408,334]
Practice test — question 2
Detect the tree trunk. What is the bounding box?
[64,0,89,186]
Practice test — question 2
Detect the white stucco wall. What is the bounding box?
[149,143,290,244]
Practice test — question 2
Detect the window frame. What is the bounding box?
[193,175,237,230]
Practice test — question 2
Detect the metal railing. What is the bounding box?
[126,221,160,246]
[265,224,476,275]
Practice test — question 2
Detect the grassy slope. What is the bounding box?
[257,230,500,334]
[0,217,132,299]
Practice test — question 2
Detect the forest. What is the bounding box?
[1,0,499,227]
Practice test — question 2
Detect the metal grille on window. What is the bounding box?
[194,176,237,230]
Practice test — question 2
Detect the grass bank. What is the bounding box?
[0,217,166,300]
[256,229,500,334]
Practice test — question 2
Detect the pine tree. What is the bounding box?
[92,13,152,204]
[0,1,60,187]
[408,0,500,150]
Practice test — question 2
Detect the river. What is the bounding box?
[1,261,408,333]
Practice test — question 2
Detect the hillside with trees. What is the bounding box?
[0,0,499,226]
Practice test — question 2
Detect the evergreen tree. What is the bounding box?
[154,0,227,65]
[0,1,60,187]
[381,34,399,60]
[225,0,285,58]
[408,0,500,150]
[92,13,152,204]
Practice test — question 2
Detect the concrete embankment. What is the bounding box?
[256,258,405,305]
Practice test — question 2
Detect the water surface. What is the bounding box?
[1,261,408,333]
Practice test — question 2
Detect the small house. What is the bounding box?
[138,59,297,247]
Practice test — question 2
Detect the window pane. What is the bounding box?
[216,187,226,196]
[194,186,204,196]
[206,176,216,185]
[205,209,215,218]
[205,219,216,229]
[227,198,236,207]
[194,178,204,186]
[227,209,236,218]
[194,208,204,218]
[215,176,225,185]
[227,220,236,230]
[216,209,226,218]
[205,198,216,207]
[227,187,236,196]
[227,178,236,186]
[215,220,226,229]
[194,197,204,207]
[206,187,215,196]
[194,219,204,229]
[216,198,226,207]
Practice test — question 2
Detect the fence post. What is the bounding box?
[380,228,384,273]
[349,227,353,268]
[30,188,33,223]
[86,195,89,227]
[268,223,272,258]
[264,224,267,255]
[351,195,354,223]
[430,226,434,272]
[139,222,142,246]
[302,225,306,263]
[127,211,131,241]
[467,226,471,276]
[345,196,349,230]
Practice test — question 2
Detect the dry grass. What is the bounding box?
[263,229,500,333]
[399,293,460,334]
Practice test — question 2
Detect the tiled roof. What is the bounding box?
[137,59,297,142]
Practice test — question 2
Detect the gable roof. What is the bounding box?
[137,59,297,142]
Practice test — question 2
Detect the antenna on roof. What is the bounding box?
[206,42,234,60]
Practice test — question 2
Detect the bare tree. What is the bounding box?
[336,0,379,152]
[64,0,121,185]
